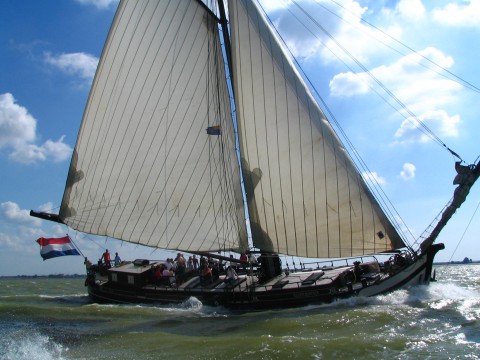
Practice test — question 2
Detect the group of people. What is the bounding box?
[199,261,238,287]
[100,249,121,268]
[147,253,205,285]
[145,253,241,287]
[93,249,254,288]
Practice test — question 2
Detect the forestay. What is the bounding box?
[60,0,247,253]
[229,0,405,258]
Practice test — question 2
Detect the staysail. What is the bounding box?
[60,0,247,253]
[229,0,405,258]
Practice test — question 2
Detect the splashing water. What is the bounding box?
[0,330,66,360]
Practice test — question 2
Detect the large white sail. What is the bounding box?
[229,0,405,258]
[60,0,247,253]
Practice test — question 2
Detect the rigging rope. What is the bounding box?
[290,0,462,161]
[448,199,480,262]
[327,0,480,94]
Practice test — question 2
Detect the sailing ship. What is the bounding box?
[31,0,480,309]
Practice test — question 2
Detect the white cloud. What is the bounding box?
[0,229,46,253]
[329,47,462,144]
[400,162,416,180]
[330,47,458,102]
[0,201,41,227]
[41,136,72,162]
[38,202,55,213]
[0,93,72,164]
[433,0,480,27]
[74,0,119,10]
[0,93,36,149]
[52,224,68,238]
[362,171,386,186]
[394,109,460,144]
[0,201,65,253]
[259,0,291,13]
[317,0,377,65]
[395,0,426,21]
[329,71,369,97]
[44,52,98,83]
[0,232,25,251]
[261,0,386,64]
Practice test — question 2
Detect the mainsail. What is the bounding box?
[58,0,406,259]
[229,0,404,258]
[60,0,247,253]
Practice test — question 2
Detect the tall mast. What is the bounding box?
[217,0,234,93]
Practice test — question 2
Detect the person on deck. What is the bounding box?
[187,256,194,272]
[162,266,170,278]
[102,249,111,268]
[201,263,213,285]
[154,265,162,284]
[114,252,121,267]
[225,265,238,287]
[192,255,199,270]
[84,257,92,272]
[199,256,206,270]
[239,253,248,273]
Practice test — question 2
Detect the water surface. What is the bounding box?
[1,265,479,359]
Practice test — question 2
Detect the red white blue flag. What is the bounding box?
[36,235,80,260]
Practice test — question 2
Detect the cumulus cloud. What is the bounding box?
[0,201,41,227]
[330,47,458,102]
[395,0,426,21]
[433,0,480,27]
[329,71,370,97]
[0,93,72,164]
[362,171,386,186]
[9,136,72,164]
[0,229,46,253]
[394,109,460,144]
[74,0,119,10]
[259,0,291,13]
[329,47,462,144]
[0,93,36,149]
[44,52,98,84]
[0,201,64,252]
[38,202,55,213]
[260,0,384,64]
[400,162,416,180]
[0,232,25,251]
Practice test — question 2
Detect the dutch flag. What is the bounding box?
[36,235,80,261]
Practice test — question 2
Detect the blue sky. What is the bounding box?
[1,0,479,276]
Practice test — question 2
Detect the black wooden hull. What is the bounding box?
[86,244,444,310]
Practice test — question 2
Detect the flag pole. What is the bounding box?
[67,234,85,258]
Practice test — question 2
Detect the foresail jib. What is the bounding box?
[60,0,247,253]
[230,0,404,258]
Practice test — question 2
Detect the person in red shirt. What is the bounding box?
[201,264,213,285]
[102,249,111,268]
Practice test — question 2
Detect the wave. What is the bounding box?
[0,329,67,360]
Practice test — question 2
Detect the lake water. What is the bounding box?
[1,264,479,359]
